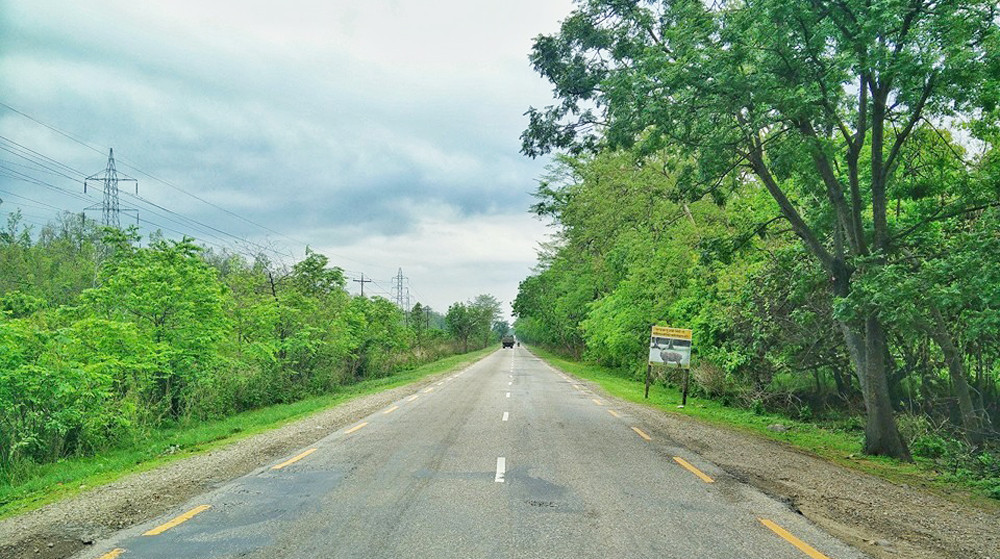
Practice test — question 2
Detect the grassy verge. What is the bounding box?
[530,347,1000,509]
[0,347,494,520]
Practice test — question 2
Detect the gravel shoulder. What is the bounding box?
[579,375,1000,559]
[0,364,462,559]
[3,351,998,559]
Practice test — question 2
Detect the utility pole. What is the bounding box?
[84,148,138,228]
[353,273,373,297]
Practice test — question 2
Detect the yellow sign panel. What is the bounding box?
[651,326,692,340]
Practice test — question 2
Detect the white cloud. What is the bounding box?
[0,0,574,311]
[314,206,551,318]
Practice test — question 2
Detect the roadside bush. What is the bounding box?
[0,224,475,485]
[796,404,813,422]
[691,360,728,397]
[911,435,951,459]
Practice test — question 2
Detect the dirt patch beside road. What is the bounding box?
[0,367,457,559]
[587,379,1000,559]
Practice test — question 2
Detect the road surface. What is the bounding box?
[78,348,868,559]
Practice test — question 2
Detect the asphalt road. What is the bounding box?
[77,348,869,559]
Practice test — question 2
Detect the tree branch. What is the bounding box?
[743,125,835,272]
[892,201,1000,243]
[883,73,937,182]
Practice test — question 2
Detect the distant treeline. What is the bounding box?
[0,212,503,480]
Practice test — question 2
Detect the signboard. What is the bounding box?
[648,326,692,368]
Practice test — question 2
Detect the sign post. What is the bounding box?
[647,326,693,402]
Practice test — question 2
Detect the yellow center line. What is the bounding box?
[607,409,621,418]
[345,421,369,434]
[98,549,126,559]
[631,426,652,441]
[143,505,211,536]
[759,519,831,559]
[423,387,435,393]
[592,398,604,406]
[271,448,318,470]
[407,395,419,402]
[383,405,399,414]
[673,456,715,483]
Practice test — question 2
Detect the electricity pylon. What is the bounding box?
[84,148,138,227]
[392,268,408,311]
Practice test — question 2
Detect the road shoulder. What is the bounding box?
[558,363,1000,559]
[0,357,485,559]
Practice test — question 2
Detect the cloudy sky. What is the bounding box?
[0,0,573,318]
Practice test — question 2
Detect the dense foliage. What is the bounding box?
[515,149,1000,492]
[0,212,503,482]
[517,0,1000,470]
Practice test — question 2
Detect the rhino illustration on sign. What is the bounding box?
[658,338,683,364]
[660,350,684,364]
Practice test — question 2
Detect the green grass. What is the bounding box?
[0,348,494,520]
[530,347,1000,509]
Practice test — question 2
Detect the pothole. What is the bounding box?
[526,500,558,508]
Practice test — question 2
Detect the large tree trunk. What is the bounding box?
[861,316,912,460]
[927,308,985,444]
[833,260,911,461]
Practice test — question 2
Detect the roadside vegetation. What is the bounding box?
[0,347,492,519]
[533,348,1000,505]
[0,214,507,511]
[515,0,1000,497]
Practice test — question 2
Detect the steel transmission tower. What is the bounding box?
[84,148,138,227]
[392,268,408,310]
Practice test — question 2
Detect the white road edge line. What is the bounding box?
[495,457,506,483]
[502,412,509,421]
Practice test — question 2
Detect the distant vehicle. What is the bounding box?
[501,334,515,348]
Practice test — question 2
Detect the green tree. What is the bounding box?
[446,302,475,352]
[81,231,230,418]
[522,0,1000,459]
[470,294,503,348]
[493,320,511,338]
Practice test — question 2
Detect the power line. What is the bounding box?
[118,191,293,258]
[0,102,426,298]
[0,102,382,271]
[0,142,293,259]
[0,135,87,180]
[0,163,97,204]
[0,187,66,212]
[1,102,305,247]
[0,183,235,254]
[0,156,80,182]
